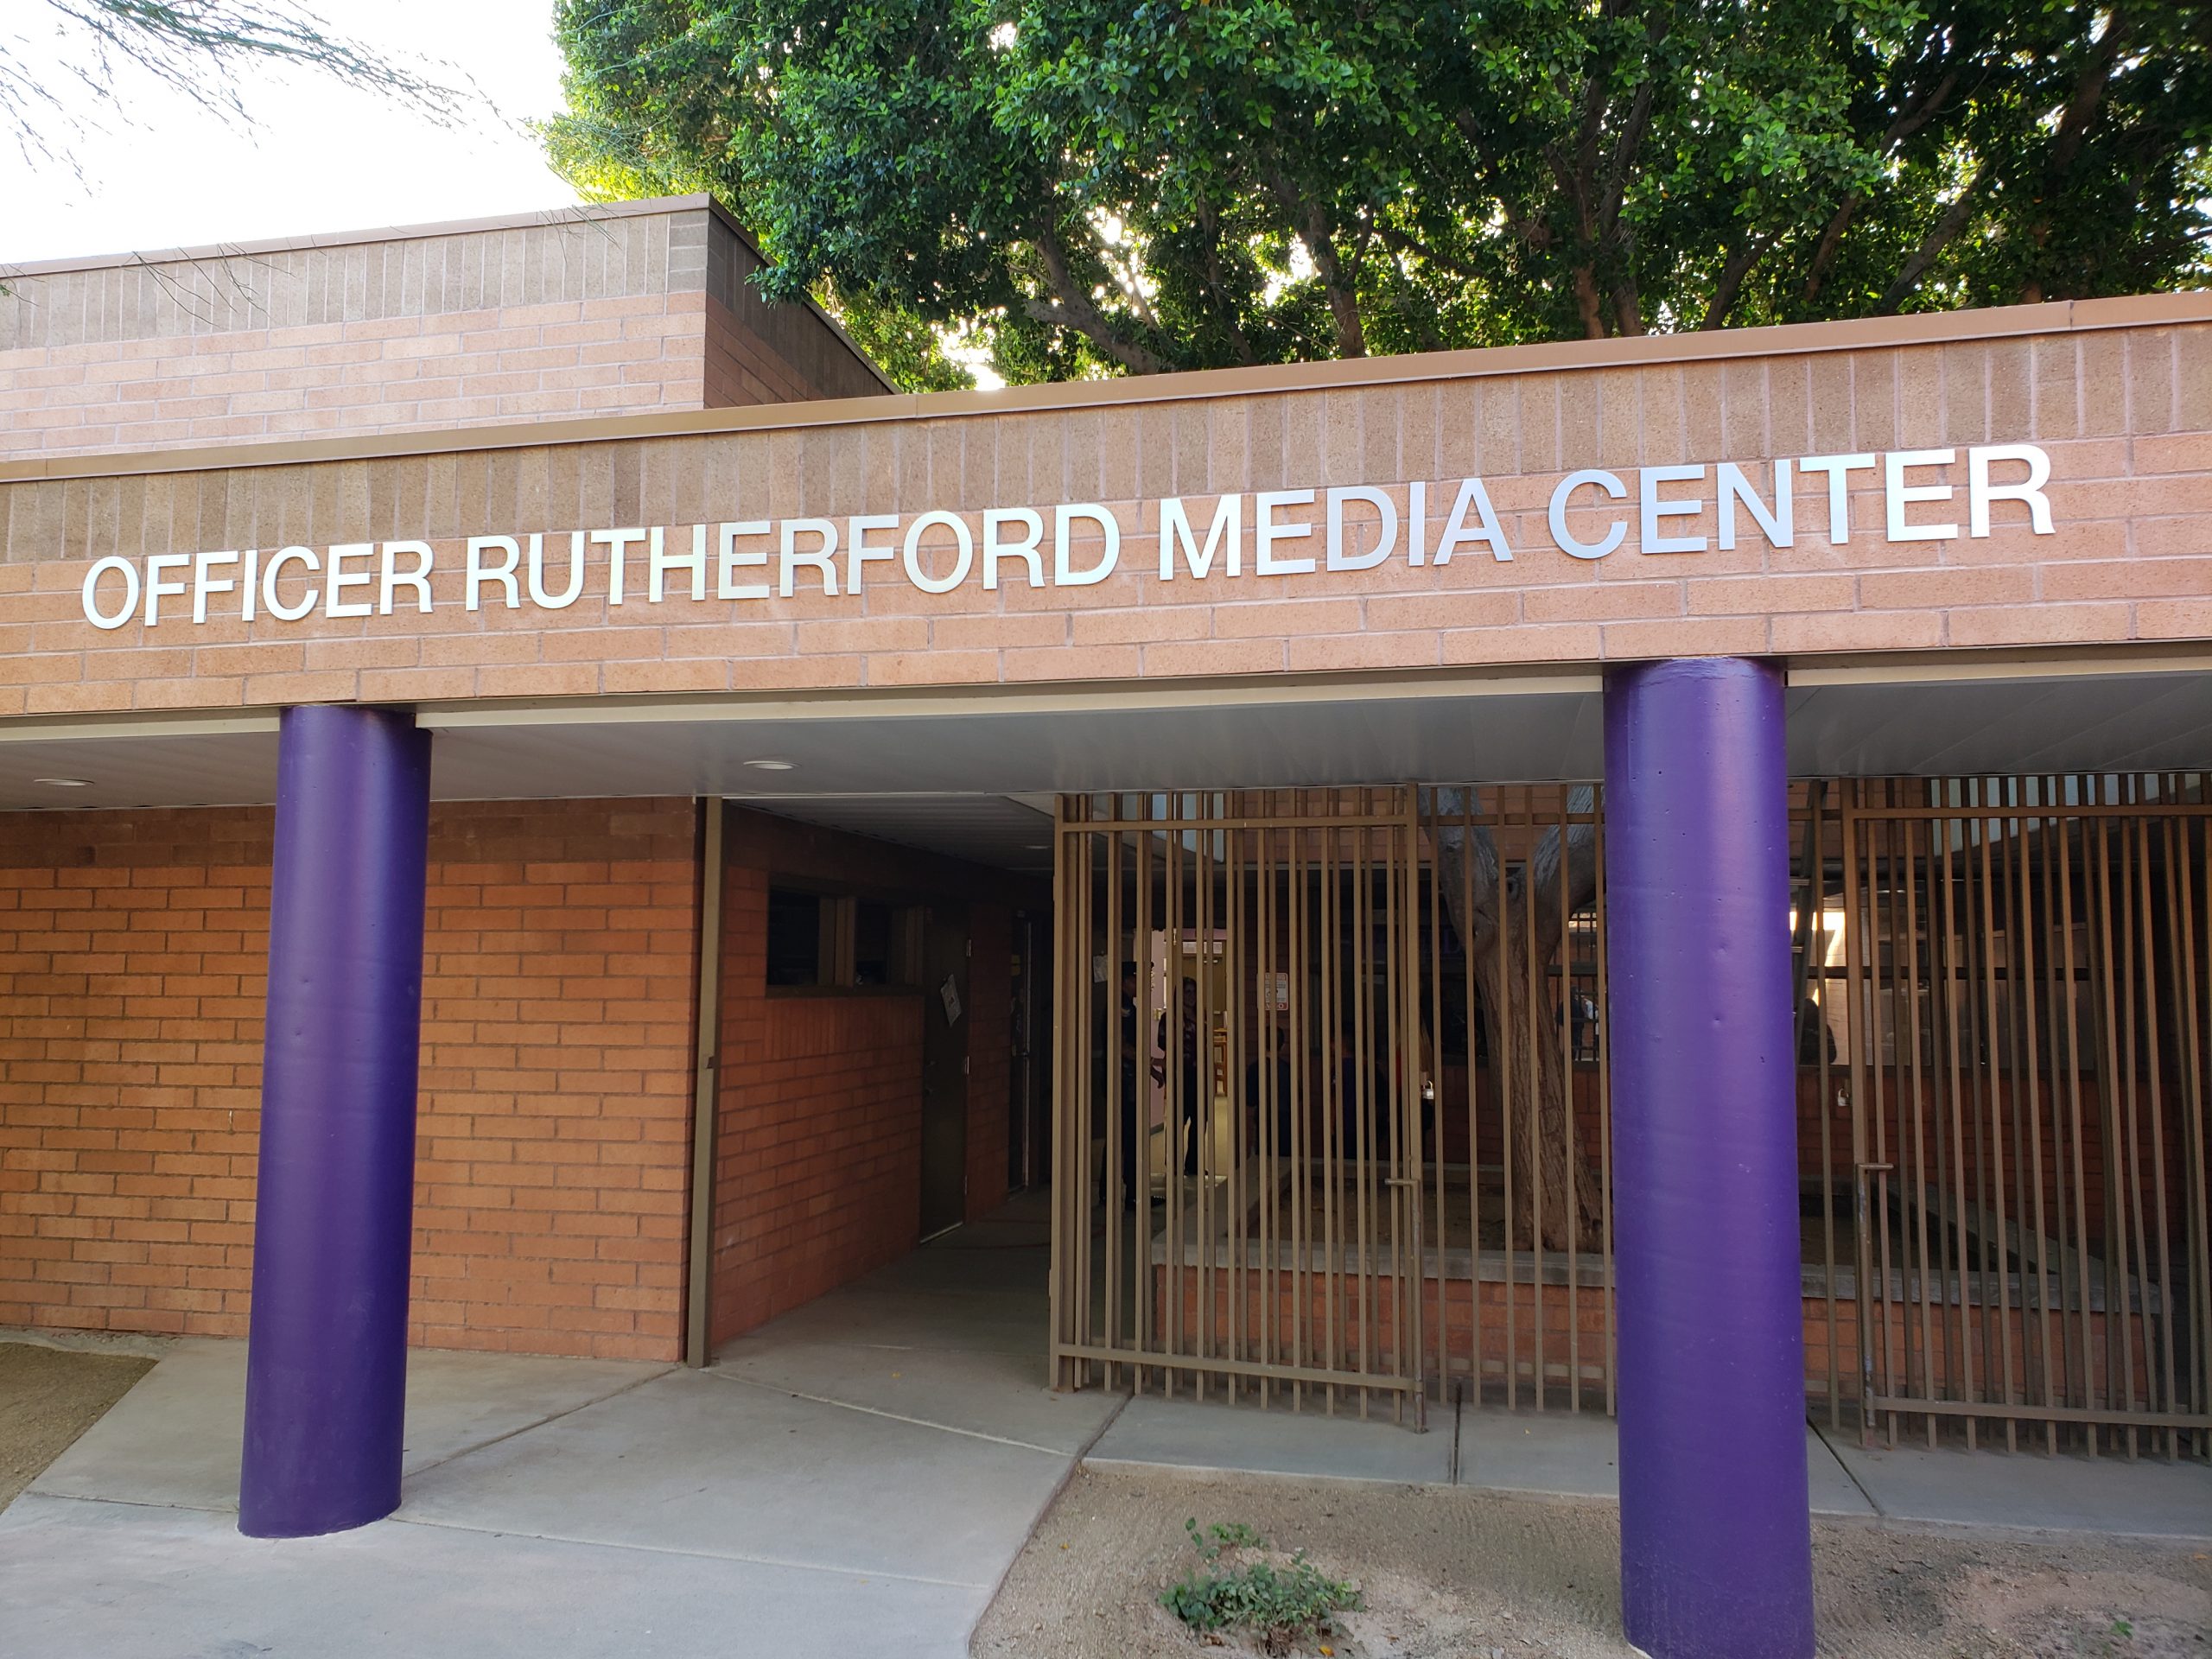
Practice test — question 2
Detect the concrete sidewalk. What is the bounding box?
[0,1228,1120,1659]
[1085,1392,2212,1541]
[6,1227,2207,1657]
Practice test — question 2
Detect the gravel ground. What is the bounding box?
[0,1341,154,1511]
[975,1468,2212,1659]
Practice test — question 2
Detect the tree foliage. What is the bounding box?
[550,0,2212,390]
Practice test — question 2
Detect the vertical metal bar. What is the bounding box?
[1809,783,1840,1431]
[1402,788,1429,1429]
[1322,799,1342,1414]
[1194,796,1215,1401]
[2056,789,2095,1443]
[1870,794,1897,1445]
[1048,800,1071,1388]
[1291,800,1310,1411]
[1134,796,1154,1389]
[1463,789,1483,1411]
[2185,807,2212,1459]
[1427,791,1448,1402]
[1224,804,1243,1403]
[683,797,727,1370]
[1594,784,1616,1419]
[1076,806,1096,1382]
[1102,809,1124,1389]
[1560,785,1581,1412]
[1842,782,1873,1443]
[2015,799,2059,1449]
[1524,789,1546,1410]
[2118,798,2149,1451]
[1900,810,1936,1441]
[2143,811,2181,1452]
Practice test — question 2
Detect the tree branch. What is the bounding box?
[1701,230,1774,328]
[1876,167,1983,314]
[1802,67,1959,305]
[1027,224,1170,374]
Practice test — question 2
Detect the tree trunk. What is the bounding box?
[1473,927,1605,1253]
[1429,788,1605,1253]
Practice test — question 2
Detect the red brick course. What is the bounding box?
[709,865,925,1342]
[0,797,698,1360]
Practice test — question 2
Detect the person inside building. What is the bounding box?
[1151,976,1205,1179]
[1244,1023,1295,1158]
[1101,960,1146,1209]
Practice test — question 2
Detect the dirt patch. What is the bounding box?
[0,1341,154,1511]
[974,1468,2212,1659]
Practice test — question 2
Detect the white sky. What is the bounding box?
[3,0,585,265]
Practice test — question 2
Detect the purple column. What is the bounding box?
[1603,658,1814,1659]
[240,706,432,1538]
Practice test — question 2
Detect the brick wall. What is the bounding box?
[0,197,885,459]
[709,863,925,1343]
[0,797,699,1360]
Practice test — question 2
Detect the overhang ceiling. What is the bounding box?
[0,661,2205,870]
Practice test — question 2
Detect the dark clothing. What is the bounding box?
[1243,1056,1294,1155]
[1160,1012,1202,1177]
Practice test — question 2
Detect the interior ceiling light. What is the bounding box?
[34,777,92,787]
[742,759,796,772]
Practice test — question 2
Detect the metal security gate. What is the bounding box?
[1047,786,1618,1423]
[1812,776,2212,1458]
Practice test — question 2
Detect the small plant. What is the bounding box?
[1160,1516,1361,1656]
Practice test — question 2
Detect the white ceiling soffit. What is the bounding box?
[0,664,2206,818]
[740,793,1058,874]
[1784,671,2212,777]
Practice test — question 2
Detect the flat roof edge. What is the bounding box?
[0,195,715,283]
[4,291,2206,485]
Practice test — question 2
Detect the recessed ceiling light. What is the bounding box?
[1025,843,1049,851]
[34,777,91,788]
[743,759,796,772]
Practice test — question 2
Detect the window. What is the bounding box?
[764,887,919,990]
[766,888,823,986]
[853,900,894,986]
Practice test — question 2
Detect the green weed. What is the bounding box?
[1160,1517,1361,1655]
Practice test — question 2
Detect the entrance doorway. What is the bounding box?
[919,906,971,1238]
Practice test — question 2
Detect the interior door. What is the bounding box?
[918,907,970,1238]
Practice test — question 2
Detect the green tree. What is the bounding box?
[550,0,2211,391]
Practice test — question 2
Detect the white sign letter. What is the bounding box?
[1433,477,1513,564]
[1717,460,1795,551]
[467,536,521,611]
[82,556,140,630]
[1325,486,1397,571]
[1638,465,1707,555]
[982,508,1044,590]
[1967,444,2054,537]
[1054,505,1119,587]
[1548,470,1627,561]
[1885,449,1958,542]
[1159,495,1243,580]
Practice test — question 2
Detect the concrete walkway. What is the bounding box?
[1086,1392,2212,1541]
[0,1218,1121,1659]
[6,1219,2208,1656]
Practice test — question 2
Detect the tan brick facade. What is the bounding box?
[0,198,885,460]
[0,797,698,1361]
[2,301,2205,719]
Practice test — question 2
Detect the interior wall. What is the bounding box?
[703,811,1038,1346]
[0,797,698,1361]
